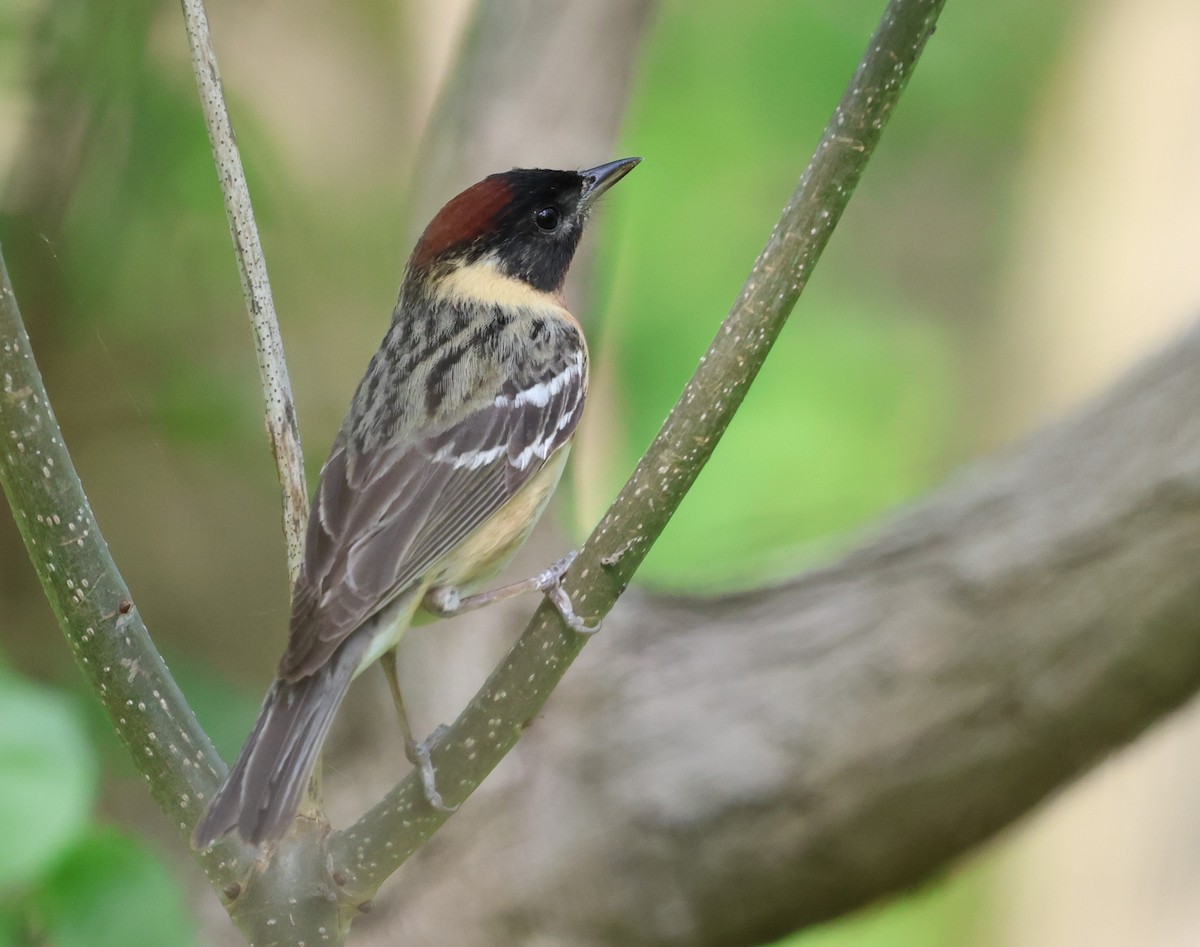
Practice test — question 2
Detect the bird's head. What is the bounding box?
[407,158,641,298]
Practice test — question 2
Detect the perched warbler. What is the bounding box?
[193,157,640,849]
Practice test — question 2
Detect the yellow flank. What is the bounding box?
[434,446,571,594]
[439,257,568,315]
[366,448,570,645]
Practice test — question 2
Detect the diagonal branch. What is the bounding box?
[0,250,256,890]
[179,0,308,582]
[330,0,948,895]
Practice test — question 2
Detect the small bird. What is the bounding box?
[193,157,640,849]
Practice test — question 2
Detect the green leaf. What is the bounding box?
[36,831,197,947]
[0,670,96,890]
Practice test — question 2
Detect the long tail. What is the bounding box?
[192,634,368,849]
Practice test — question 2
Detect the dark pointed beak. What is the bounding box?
[579,157,641,208]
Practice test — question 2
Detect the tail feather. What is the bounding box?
[192,634,368,849]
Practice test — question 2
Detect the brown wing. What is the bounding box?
[279,347,585,680]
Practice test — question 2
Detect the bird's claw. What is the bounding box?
[546,582,601,636]
[535,550,599,634]
[411,725,458,813]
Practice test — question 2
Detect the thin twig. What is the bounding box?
[330,0,948,895]
[179,0,308,582]
[0,250,256,890]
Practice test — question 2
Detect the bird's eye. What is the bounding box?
[534,206,560,231]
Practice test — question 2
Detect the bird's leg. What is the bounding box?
[379,649,457,813]
[423,552,576,615]
[544,580,600,635]
[423,551,600,634]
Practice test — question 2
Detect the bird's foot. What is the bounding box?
[409,724,458,813]
[543,556,601,635]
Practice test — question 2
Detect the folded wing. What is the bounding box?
[279,346,586,680]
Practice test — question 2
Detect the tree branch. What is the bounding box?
[179,0,308,582]
[354,314,1200,945]
[330,0,948,896]
[0,249,256,891]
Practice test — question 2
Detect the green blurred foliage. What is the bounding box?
[590,0,1071,590]
[0,908,18,947]
[0,668,95,890]
[33,831,197,947]
[788,860,991,947]
[0,667,196,944]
